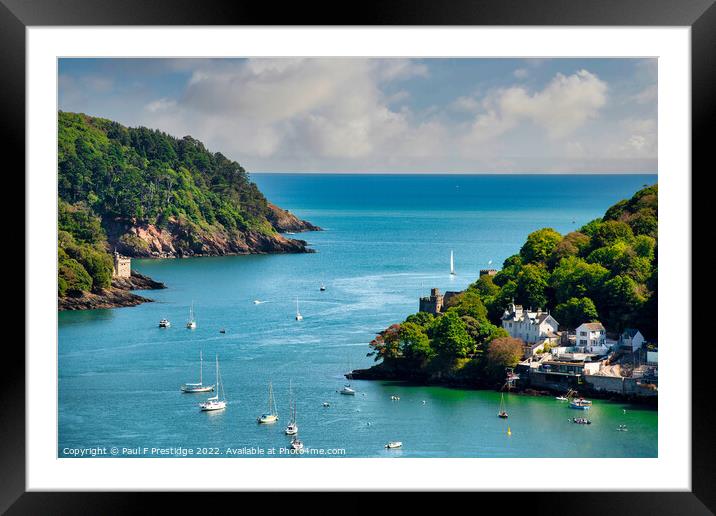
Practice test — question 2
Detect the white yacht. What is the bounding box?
[257,381,279,424]
[285,381,298,435]
[159,318,171,328]
[199,355,226,412]
[340,359,355,395]
[290,437,304,451]
[385,441,402,449]
[295,298,303,321]
[181,350,215,393]
[450,250,456,276]
[186,302,196,329]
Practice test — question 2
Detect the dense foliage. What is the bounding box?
[477,184,658,339]
[367,184,658,384]
[57,112,284,297]
[59,111,275,234]
[58,200,114,296]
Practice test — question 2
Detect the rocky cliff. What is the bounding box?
[266,203,322,233]
[105,217,315,258]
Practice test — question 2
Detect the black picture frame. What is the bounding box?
[4,0,712,512]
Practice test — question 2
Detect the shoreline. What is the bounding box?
[58,271,166,311]
[348,367,658,408]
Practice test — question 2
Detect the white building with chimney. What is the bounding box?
[575,322,608,353]
[501,301,559,344]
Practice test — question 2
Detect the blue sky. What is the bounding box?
[59,58,657,174]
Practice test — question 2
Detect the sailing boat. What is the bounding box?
[295,298,303,321]
[498,392,508,418]
[340,356,356,395]
[285,380,298,435]
[199,355,226,411]
[257,382,279,424]
[450,250,456,276]
[186,301,197,329]
[181,350,215,393]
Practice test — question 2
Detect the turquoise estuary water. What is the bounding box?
[58,174,657,458]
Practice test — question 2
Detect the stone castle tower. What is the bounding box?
[419,288,444,314]
[112,250,131,278]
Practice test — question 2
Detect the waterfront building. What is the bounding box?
[501,301,559,344]
[575,322,606,349]
[112,250,131,278]
[619,328,645,351]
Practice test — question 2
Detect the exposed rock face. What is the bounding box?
[266,203,322,233]
[58,271,166,311]
[105,217,315,258]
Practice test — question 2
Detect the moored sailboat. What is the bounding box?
[181,350,215,393]
[295,298,303,321]
[498,392,508,418]
[340,357,356,395]
[257,381,279,424]
[285,380,298,435]
[186,301,196,329]
[199,355,226,411]
[450,250,456,276]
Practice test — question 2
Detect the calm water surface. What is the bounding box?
[59,174,657,458]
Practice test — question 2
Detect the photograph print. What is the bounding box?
[57,57,658,459]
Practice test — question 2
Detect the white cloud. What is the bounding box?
[465,69,608,143]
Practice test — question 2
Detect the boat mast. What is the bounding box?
[199,350,203,385]
[450,250,455,275]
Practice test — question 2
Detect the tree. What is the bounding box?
[486,337,524,377]
[549,231,590,267]
[404,311,434,328]
[515,263,549,310]
[368,324,402,361]
[550,256,609,305]
[469,274,500,298]
[593,220,634,248]
[398,322,432,360]
[554,297,599,329]
[443,289,488,322]
[520,228,562,263]
[429,311,473,358]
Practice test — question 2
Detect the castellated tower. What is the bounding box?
[419,288,444,314]
[112,250,131,278]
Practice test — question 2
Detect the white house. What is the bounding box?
[575,322,607,351]
[619,328,645,351]
[501,302,559,344]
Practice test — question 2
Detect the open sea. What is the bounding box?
[58,174,657,458]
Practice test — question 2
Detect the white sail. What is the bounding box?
[450,250,455,275]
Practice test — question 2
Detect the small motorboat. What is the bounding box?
[385,441,403,449]
[570,398,593,410]
[572,417,592,425]
[322,402,330,407]
[219,329,226,334]
[320,284,326,291]
[253,300,264,305]
[498,411,509,419]
[340,384,356,395]
[290,437,304,451]
[158,319,171,328]
[556,396,568,401]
